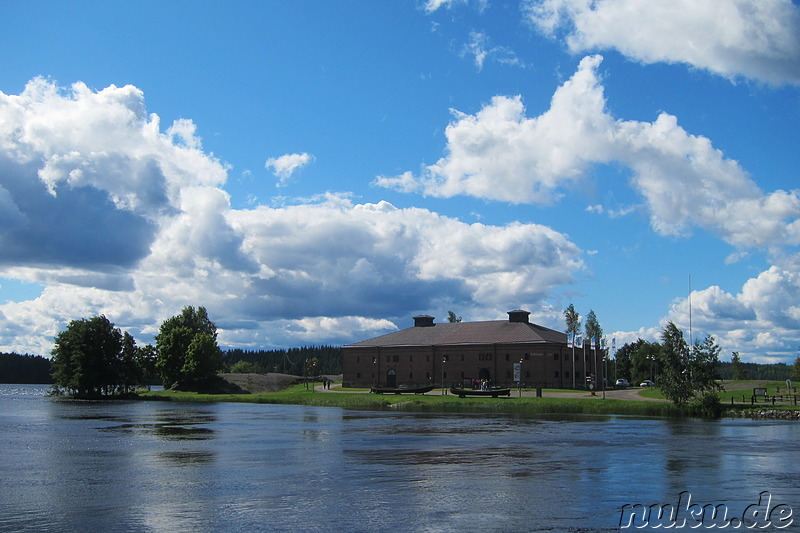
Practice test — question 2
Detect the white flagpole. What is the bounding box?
[568,332,575,389]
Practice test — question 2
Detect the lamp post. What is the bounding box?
[517,359,523,397]
[441,356,447,395]
[372,356,377,389]
[602,354,607,399]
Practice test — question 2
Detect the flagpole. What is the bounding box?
[582,335,586,389]
[592,336,597,394]
[569,331,575,389]
[689,273,693,352]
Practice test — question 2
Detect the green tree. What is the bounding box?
[731,351,744,380]
[692,335,723,390]
[584,309,603,347]
[614,341,634,382]
[51,315,122,397]
[155,306,220,389]
[618,339,661,385]
[136,344,158,386]
[229,360,263,374]
[117,332,142,393]
[304,357,319,390]
[181,333,222,388]
[790,356,800,382]
[447,311,462,323]
[658,322,721,408]
[658,322,693,406]
[563,303,581,335]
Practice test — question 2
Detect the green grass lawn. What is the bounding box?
[139,380,799,418]
[140,384,678,417]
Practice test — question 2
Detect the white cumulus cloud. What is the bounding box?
[524,0,800,85]
[376,55,800,249]
[265,152,314,187]
[662,258,800,363]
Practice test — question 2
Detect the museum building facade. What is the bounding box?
[342,309,604,390]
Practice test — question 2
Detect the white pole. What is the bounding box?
[571,341,575,389]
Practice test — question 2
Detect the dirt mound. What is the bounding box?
[218,373,303,394]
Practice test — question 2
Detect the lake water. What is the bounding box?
[0,384,798,532]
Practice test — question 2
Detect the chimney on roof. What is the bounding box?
[413,315,435,327]
[507,309,530,323]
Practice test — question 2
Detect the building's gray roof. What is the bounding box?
[345,320,566,348]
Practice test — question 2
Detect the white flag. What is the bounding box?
[567,332,574,348]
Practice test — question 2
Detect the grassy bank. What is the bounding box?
[141,385,689,417]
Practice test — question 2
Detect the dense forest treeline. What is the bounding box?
[716,360,791,381]
[222,346,342,375]
[0,353,54,384]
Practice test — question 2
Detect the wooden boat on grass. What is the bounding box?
[450,387,511,398]
[370,385,435,395]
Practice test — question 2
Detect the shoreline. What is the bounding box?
[136,381,800,421]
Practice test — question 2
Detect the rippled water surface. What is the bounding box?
[1,384,798,532]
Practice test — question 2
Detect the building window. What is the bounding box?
[393,355,399,362]
[507,371,511,378]
[356,356,360,363]
[525,371,530,378]
[426,372,430,380]
[386,355,390,363]
[553,353,559,360]
[461,354,465,361]
[410,355,413,362]
[565,371,570,378]
[554,371,559,378]
[525,353,530,360]
[356,372,361,378]
[505,353,509,361]
[576,371,581,379]
[426,355,430,362]
[443,372,447,379]
[410,372,413,379]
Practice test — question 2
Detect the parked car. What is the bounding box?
[615,379,630,388]
[640,380,655,387]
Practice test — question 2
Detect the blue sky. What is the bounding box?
[1,0,799,363]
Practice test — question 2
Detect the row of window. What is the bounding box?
[354,370,586,380]
[355,352,585,364]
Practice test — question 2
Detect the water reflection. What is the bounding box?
[156,450,215,465]
[90,409,217,441]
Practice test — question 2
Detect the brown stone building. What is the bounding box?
[342,309,604,390]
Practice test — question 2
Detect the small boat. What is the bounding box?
[450,387,511,398]
[370,385,435,395]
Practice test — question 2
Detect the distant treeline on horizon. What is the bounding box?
[716,360,791,381]
[222,346,342,376]
[0,353,54,384]
[0,350,790,384]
